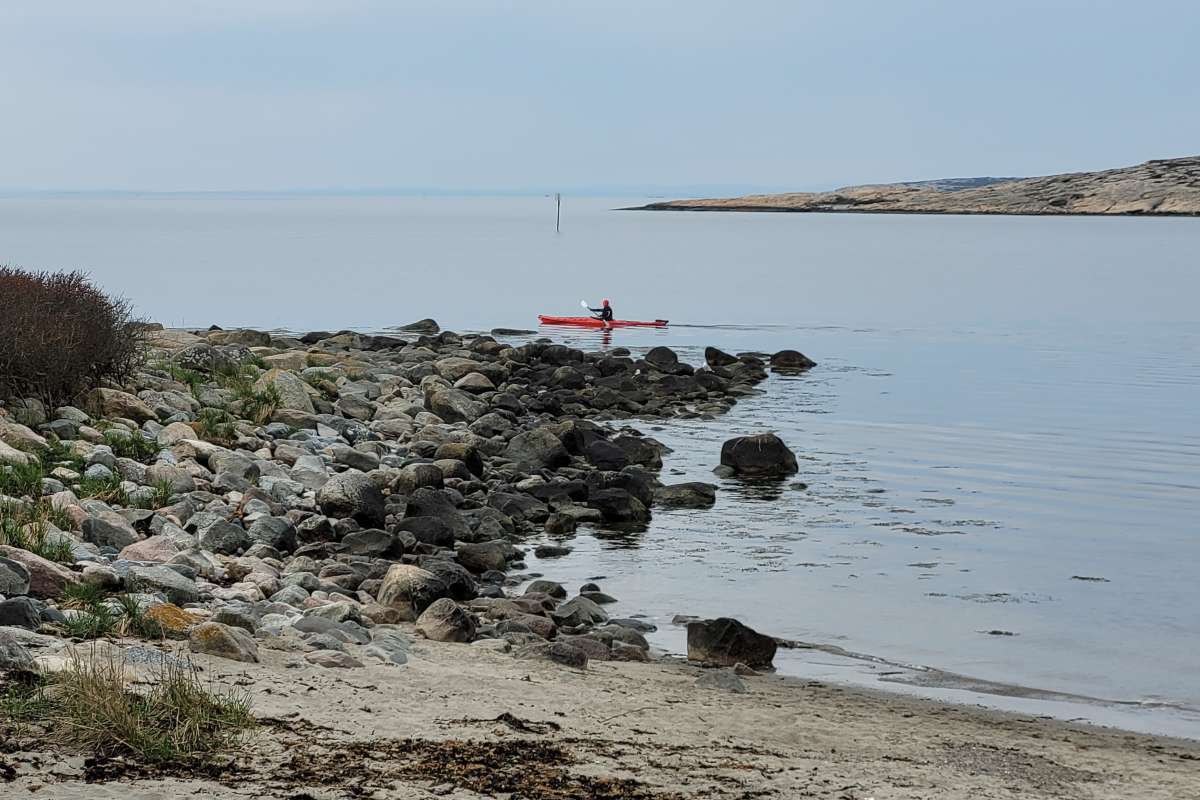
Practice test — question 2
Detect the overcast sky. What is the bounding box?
[2,1,1197,193]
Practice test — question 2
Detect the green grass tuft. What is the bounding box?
[0,460,45,498]
[103,430,160,462]
[0,502,76,564]
[76,472,129,506]
[59,581,109,610]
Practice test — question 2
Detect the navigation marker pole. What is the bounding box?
[555,192,561,233]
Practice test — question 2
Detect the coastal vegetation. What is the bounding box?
[0,267,145,406]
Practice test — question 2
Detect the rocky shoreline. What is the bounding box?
[0,323,811,686]
[632,155,1200,216]
[2,323,1198,798]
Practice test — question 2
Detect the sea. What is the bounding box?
[2,193,1197,737]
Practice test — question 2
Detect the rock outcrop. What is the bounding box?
[637,156,1200,217]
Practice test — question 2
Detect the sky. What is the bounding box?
[1,1,1198,193]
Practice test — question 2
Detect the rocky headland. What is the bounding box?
[635,156,1200,216]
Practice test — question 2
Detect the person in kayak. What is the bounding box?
[588,299,615,323]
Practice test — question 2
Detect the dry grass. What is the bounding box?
[1,650,255,763]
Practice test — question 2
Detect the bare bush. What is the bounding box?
[0,267,145,405]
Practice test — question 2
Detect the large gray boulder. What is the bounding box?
[317,470,386,527]
[504,428,569,471]
[718,433,798,478]
[129,564,200,605]
[686,617,776,669]
[81,511,141,550]
[415,597,476,643]
[376,564,449,621]
[254,369,315,413]
[0,557,32,596]
[0,630,35,669]
[247,516,297,552]
[198,520,251,555]
[426,386,487,423]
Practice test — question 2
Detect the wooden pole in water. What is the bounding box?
[555,192,561,233]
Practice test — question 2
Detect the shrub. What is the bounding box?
[0,267,146,406]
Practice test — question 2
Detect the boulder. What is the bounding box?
[129,565,200,605]
[398,318,440,334]
[208,328,271,347]
[317,470,386,527]
[585,440,628,471]
[415,597,476,643]
[247,516,297,552]
[0,557,32,596]
[0,421,47,453]
[718,433,798,477]
[704,346,738,368]
[0,597,42,629]
[145,464,197,494]
[770,350,816,371]
[0,441,31,467]
[392,463,444,493]
[198,520,251,555]
[0,630,35,670]
[587,487,649,523]
[434,357,484,383]
[376,564,449,620]
[454,373,495,394]
[0,546,77,598]
[686,617,776,669]
[551,595,608,627]
[86,388,156,423]
[426,386,487,423]
[188,621,260,663]
[255,369,315,413]
[82,511,141,550]
[655,482,717,508]
[455,541,510,574]
[514,641,588,670]
[504,428,569,471]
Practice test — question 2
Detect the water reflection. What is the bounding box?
[721,476,790,502]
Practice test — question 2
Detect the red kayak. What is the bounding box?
[538,315,669,328]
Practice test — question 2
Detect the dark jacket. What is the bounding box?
[589,306,614,321]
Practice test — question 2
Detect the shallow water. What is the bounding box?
[2,195,1198,736]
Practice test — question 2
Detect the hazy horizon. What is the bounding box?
[2,1,1198,193]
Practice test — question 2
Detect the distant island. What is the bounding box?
[633,156,1200,216]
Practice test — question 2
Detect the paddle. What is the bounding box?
[579,300,590,311]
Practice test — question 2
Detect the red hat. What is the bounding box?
[602,299,610,307]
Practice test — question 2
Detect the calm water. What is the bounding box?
[3,195,1198,736]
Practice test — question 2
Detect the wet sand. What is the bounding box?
[5,637,1197,799]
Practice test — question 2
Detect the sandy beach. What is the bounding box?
[2,634,1196,799]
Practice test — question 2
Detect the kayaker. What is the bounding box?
[588,299,615,323]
